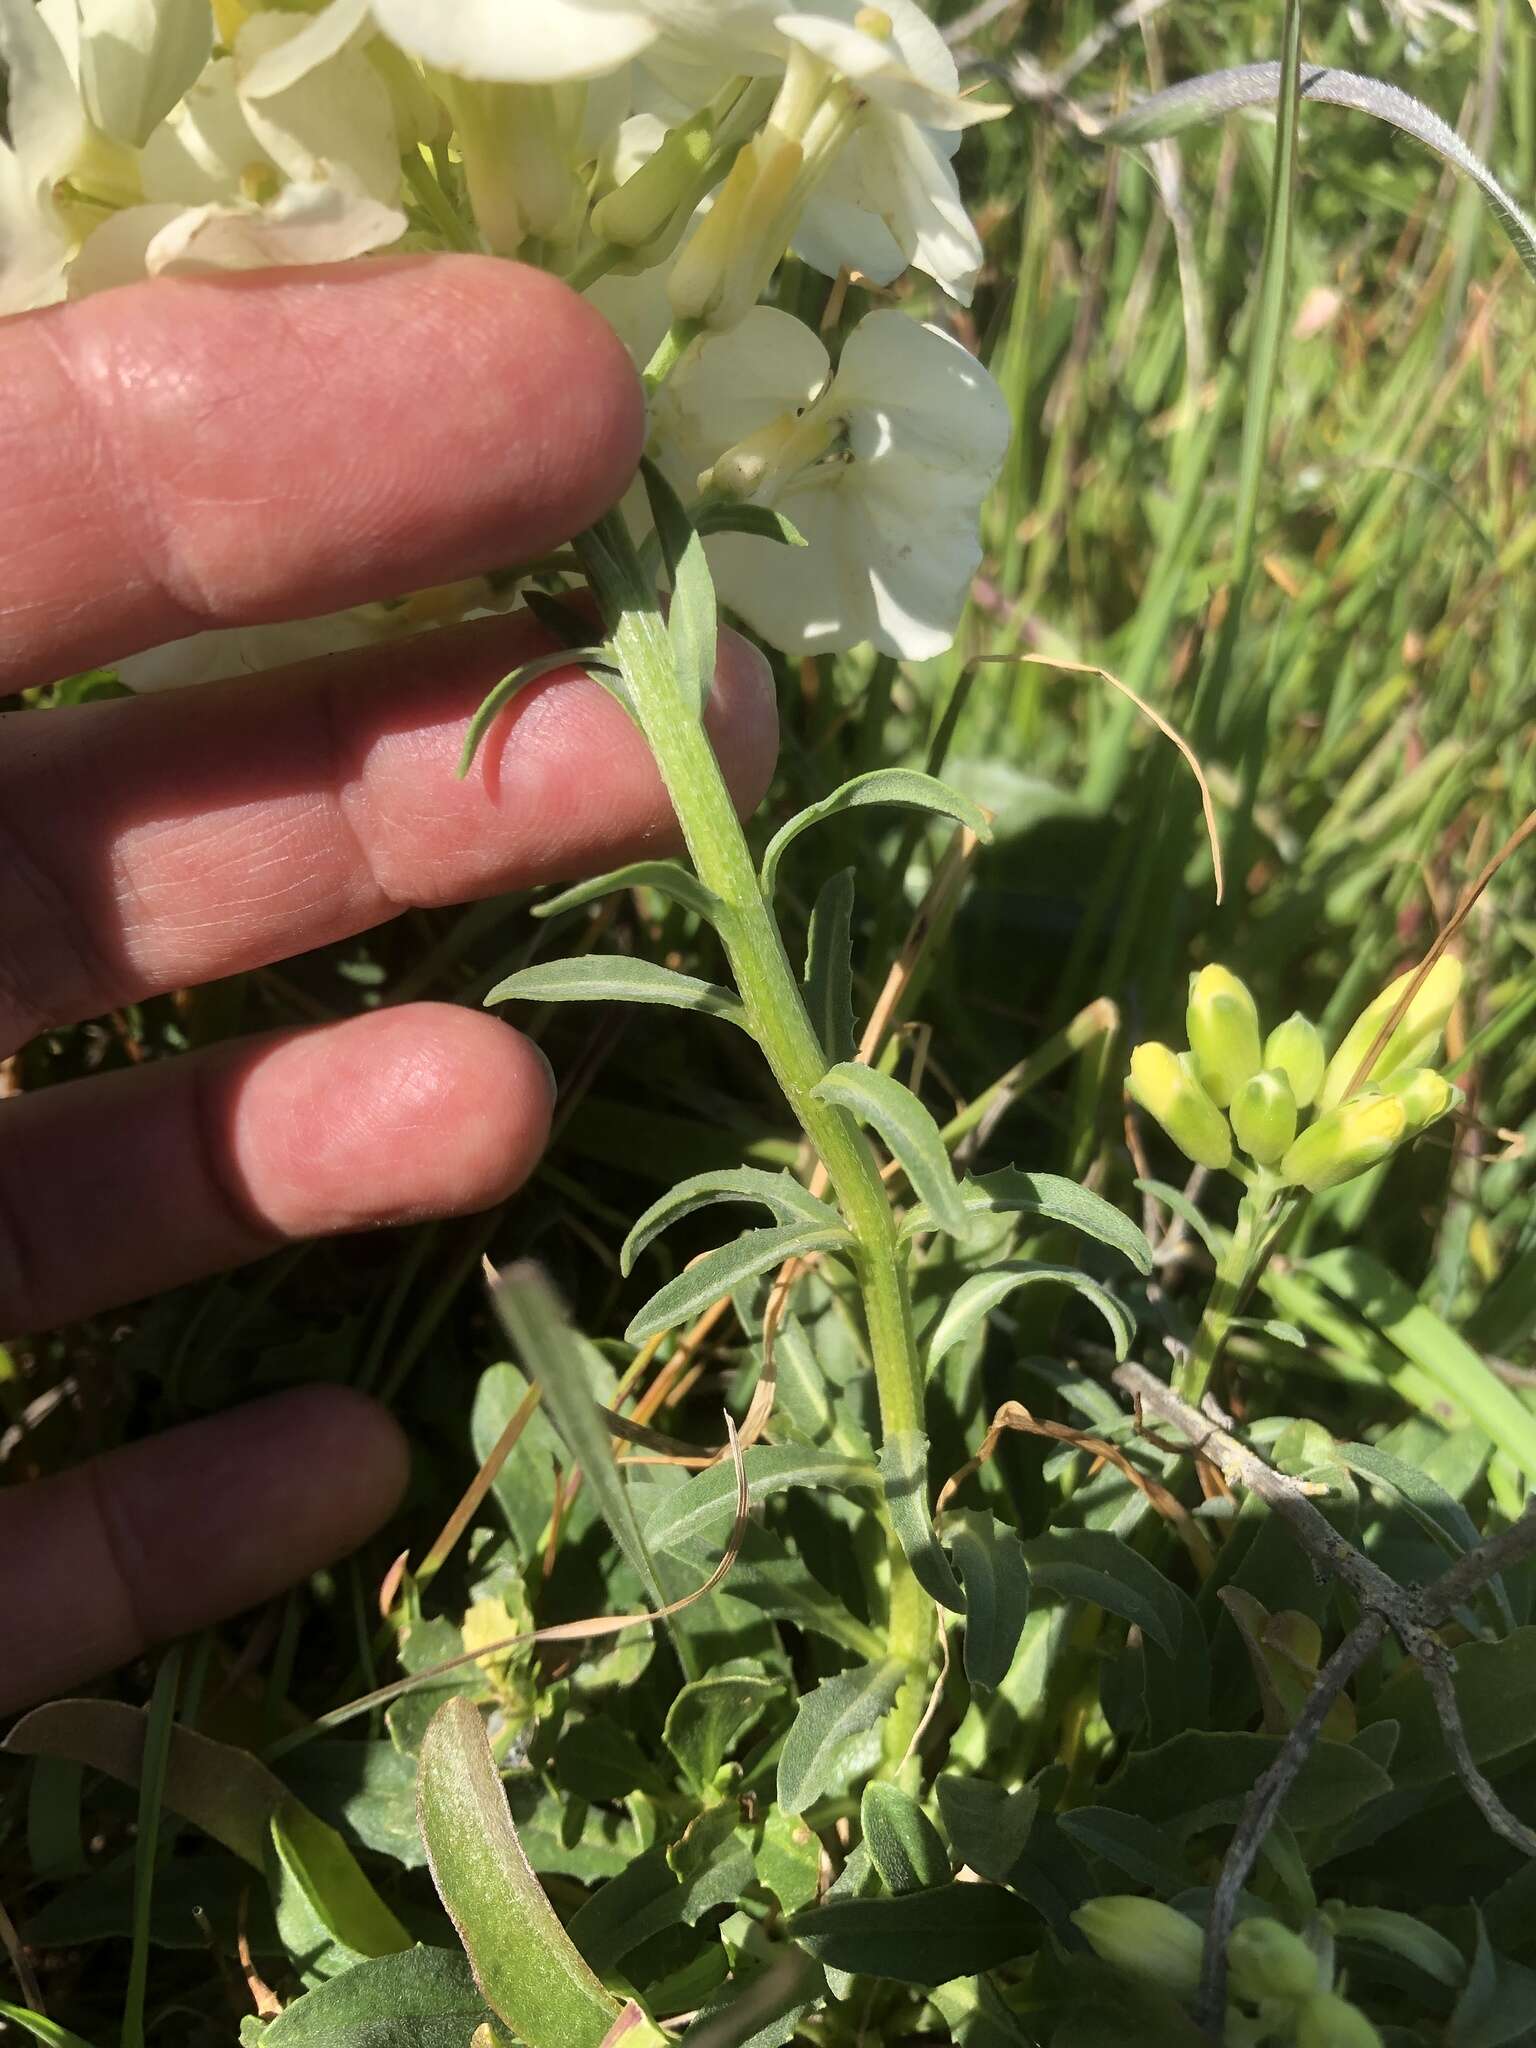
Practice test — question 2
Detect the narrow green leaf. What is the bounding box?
[122,1645,181,2048]
[624,1222,852,1344]
[948,1512,1032,1692]
[1134,1178,1224,1259]
[457,647,617,778]
[926,1262,1135,1371]
[268,1804,413,1960]
[904,1167,1152,1273]
[813,1062,968,1234]
[762,769,991,899]
[1307,1248,1536,1485]
[621,1168,848,1277]
[860,1783,950,1896]
[663,1674,784,1794]
[804,867,857,1066]
[531,860,724,926]
[418,1699,621,2048]
[880,1429,964,1611]
[777,1661,905,1816]
[788,1884,1037,1983]
[1102,61,1536,284]
[248,1948,492,2045]
[485,955,745,1027]
[0,2007,96,2048]
[1054,1807,1193,1896]
[1019,1529,1182,1658]
[645,1446,879,1559]
[696,501,808,547]
[490,1264,665,1611]
[1328,1907,1465,1990]
[935,1777,1038,1884]
[642,456,717,721]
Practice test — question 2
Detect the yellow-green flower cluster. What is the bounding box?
[1127,960,1462,1194]
[1073,1898,1384,2043]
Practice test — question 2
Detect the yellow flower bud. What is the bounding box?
[1295,1992,1385,2048]
[1381,1067,1460,1136]
[669,131,806,330]
[1280,1095,1407,1193]
[1072,1896,1204,1993]
[1186,965,1263,1108]
[1265,1013,1326,1109]
[1231,1069,1298,1167]
[1129,1043,1234,1172]
[1318,957,1463,1110]
[1226,1918,1321,2004]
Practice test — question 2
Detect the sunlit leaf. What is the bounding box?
[777,1662,905,1816]
[925,1262,1136,1370]
[485,955,746,1027]
[761,769,991,899]
[624,1222,853,1343]
[621,1168,848,1277]
[813,1063,968,1234]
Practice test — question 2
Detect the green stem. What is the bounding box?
[642,317,705,396]
[1175,1178,1280,1407]
[576,512,932,1676]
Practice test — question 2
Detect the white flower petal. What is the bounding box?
[68,201,186,295]
[776,5,995,130]
[141,57,271,205]
[239,0,374,99]
[146,178,406,273]
[834,312,1012,474]
[117,609,387,692]
[653,306,829,477]
[0,144,71,313]
[0,0,85,182]
[236,12,402,205]
[74,0,212,148]
[370,0,659,83]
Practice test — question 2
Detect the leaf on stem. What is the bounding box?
[948,1512,1033,1692]
[812,1062,968,1235]
[777,1660,906,1816]
[641,457,718,721]
[531,860,724,926]
[232,1948,493,2046]
[624,1221,853,1344]
[787,1883,1038,1983]
[621,1167,849,1277]
[804,867,858,1066]
[881,1429,965,1611]
[645,1445,879,1560]
[903,1167,1153,1274]
[925,1262,1136,1371]
[485,955,746,1028]
[761,769,991,900]
[696,501,808,547]
[860,1783,950,1896]
[418,1699,622,2048]
[457,647,623,779]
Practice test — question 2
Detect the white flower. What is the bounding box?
[0,0,86,311]
[366,0,780,86]
[667,0,1002,325]
[786,0,995,302]
[654,307,1010,658]
[42,0,211,150]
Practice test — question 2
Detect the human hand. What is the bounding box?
[0,254,776,1714]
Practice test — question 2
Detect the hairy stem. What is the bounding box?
[576,512,934,1681]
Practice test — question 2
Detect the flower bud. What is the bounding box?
[1280,1095,1407,1193]
[1186,965,1262,1108]
[1265,1013,1326,1109]
[1129,1043,1233,1172]
[1231,1070,1298,1167]
[1318,957,1463,1110]
[1295,1992,1384,2048]
[669,131,806,329]
[1226,1918,1321,2004]
[1381,1066,1460,1136]
[1072,1896,1203,1993]
[592,110,713,249]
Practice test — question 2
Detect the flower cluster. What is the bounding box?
[1127,959,1463,1194]
[1075,1896,1385,2045]
[0,0,1012,681]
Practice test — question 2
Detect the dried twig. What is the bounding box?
[1113,1360,1536,2035]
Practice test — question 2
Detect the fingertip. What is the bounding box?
[228,1003,555,1239]
[268,1383,413,1535]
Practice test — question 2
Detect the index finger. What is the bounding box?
[0,253,644,692]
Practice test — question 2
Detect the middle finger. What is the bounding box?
[0,613,776,1051]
